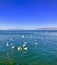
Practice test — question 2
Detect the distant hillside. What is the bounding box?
[36,28,57,30]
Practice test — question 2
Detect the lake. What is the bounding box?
[0,30,57,65]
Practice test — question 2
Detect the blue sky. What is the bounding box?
[0,0,57,29]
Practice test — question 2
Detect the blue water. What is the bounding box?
[0,30,57,65]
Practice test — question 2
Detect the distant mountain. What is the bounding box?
[36,28,57,30]
[0,27,57,30]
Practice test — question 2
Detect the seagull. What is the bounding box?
[10,44,13,46]
[17,46,22,51]
[17,46,21,51]
[21,48,22,50]
[12,46,15,49]
[6,42,9,46]
[22,44,26,47]
[21,35,25,38]
[22,42,27,47]
[35,42,38,45]
[10,38,13,41]
[24,47,28,51]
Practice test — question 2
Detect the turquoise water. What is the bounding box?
[0,30,57,65]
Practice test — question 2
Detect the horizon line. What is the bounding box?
[0,27,57,30]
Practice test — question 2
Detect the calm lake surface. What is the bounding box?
[0,30,57,65]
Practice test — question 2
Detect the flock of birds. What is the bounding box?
[5,31,48,51]
[5,35,38,51]
[6,41,28,51]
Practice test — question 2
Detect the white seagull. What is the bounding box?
[6,42,9,46]
[12,46,15,49]
[17,46,22,51]
[10,44,13,46]
[17,46,21,51]
[35,42,38,45]
[21,35,25,38]
[22,44,26,47]
[24,47,28,51]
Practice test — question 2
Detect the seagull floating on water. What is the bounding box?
[12,46,15,49]
[24,47,28,51]
[21,35,25,38]
[35,42,38,45]
[6,42,9,46]
[10,38,13,41]
[22,44,26,47]
[10,43,13,46]
[17,46,21,51]
[17,46,23,51]
[17,45,28,51]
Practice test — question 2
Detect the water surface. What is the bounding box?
[0,30,57,65]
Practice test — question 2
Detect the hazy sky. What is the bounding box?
[0,0,57,29]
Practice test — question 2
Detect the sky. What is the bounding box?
[0,0,57,30]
